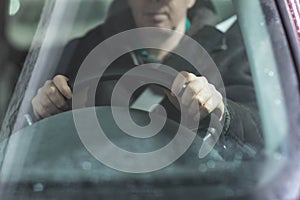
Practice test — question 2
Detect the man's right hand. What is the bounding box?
[32,75,73,119]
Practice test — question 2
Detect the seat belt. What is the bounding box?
[130,86,165,112]
[129,52,166,112]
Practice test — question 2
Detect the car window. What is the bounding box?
[0,0,291,199]
[6,0,112,50]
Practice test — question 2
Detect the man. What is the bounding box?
[32,0,262,151]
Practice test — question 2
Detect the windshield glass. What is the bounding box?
[0,0,289,199]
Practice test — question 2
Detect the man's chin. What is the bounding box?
[145,22,172,30]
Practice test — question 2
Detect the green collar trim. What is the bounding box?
[185,18,191,33]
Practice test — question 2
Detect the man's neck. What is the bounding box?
[148,18,187,61]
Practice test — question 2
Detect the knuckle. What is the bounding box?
[205,100,212,107]
[37,88,43,95]
[188,80,201,93]
[37,91,46,100]
[204,84,215,94]
[199,76,208,84]
[45,86,56,96]
[31,98,37,106]
[216,92,223,101]
[201,86,210,95]
[44,80,52,86]
[179,71,189,76]
[188,81,198,91]
[209,84,216,90]
[187,72,196,79]
[204,102,214,112]
[197,95,205,104]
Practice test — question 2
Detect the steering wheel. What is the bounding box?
[0,105,262,199]
[71,65,224,159]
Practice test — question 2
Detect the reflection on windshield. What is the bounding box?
[0,0,288,199]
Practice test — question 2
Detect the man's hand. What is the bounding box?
[170,71,225,121]
[32,75,73,119]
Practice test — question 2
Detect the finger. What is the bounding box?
[200,87,224,120]
[32,98,52,119]
[44,82,69,110]
[38,89,62,115]
[192,87,224,121]
[215,101,225,120]
[188,97,210,121]
[32,98,42,119]
[203,96,220,114]
[199,97,221,121]
[171,71,195,96]
[53,75,73,99]
[194,84,212,106]
[181,77,207,106]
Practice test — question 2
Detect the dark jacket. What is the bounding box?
[56,9,263,158]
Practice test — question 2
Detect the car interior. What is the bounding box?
[0,0,297,199]
[0,0,238,135]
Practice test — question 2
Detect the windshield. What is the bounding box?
[0,0,290,199]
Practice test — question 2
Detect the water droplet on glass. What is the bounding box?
[273,152,284,160]
[234,152,243,161]
[33,183,44,192]
[207,160,216,169]
[274,99,281,105]
[199,164,207,173]
[268,71,274,77]
[82,161,92,170]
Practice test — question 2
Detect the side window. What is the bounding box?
[6,0,113,50]
[235,0,288,154]
[6,0,44,50]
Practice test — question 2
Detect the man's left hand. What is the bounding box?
[169,71,225,121]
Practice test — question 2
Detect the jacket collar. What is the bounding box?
[190,25,227,53]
